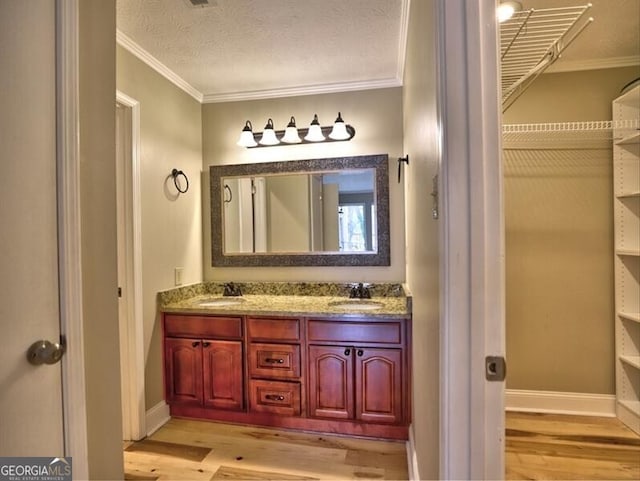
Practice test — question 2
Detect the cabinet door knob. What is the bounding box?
[344,348,351,356]
[192,341,200,347]
[202,341,211,347]
[357,349,364,357]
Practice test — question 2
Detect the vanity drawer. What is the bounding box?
[249,343,301,379]
[307,319,403,345]
[249,380,301,416]
[247,317,301,342]
[164,314,243,339]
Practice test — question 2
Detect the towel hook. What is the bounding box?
[397,155,409,183]
[171,168,189,194]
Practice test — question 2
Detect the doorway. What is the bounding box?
[116,91,146,441]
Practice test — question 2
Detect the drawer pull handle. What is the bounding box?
[192,341,200,348]
[265,394,285,401]
[265,358,284,364]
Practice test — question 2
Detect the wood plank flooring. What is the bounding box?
[124,418,408,480]
[124,412,640,480]
[506,412,640,480]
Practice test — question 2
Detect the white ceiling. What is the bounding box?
[116,0,639,103]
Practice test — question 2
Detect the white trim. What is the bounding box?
[406,424,420,481]
[438,0,504,479]
[546,55,640,73]
[56,1,89,479]
[145,402,171,437]
[116,29,203,103]
[506,389,616,417]
[116,91,146,441]
[202,77,403,103]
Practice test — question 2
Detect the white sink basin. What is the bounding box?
[197,297,246,307]
[329,300,384,311]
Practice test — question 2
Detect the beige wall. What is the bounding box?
[116,46,204,409]
[402,0,440,478]
[202,88,405,282]
[503,67,639,394]
[79,0,124,478]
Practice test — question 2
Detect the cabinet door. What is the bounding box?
[202,340,244,411]
[355,348,402,424]
[165,338,203,405]
[308,345,354,419]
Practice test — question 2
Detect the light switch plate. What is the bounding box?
[174,267,183,286]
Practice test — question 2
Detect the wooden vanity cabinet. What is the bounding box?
[247,317,303,416]
[164,314,244,411]
[307,319,406,425]
[163,312,410,439]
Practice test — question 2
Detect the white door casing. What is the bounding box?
[116,91,146,441]
[437,0,505,479]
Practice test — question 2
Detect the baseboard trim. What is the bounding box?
[145,401,170,436]
[406,424,420,481]
[506,389,616,417]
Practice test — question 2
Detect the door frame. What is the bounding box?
[116,90,146,440]
[56,0,88,478]
[437,0,505,479]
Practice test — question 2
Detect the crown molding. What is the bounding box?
[116,29,203,102]
[546,55,640,73]
[202,77,403,103]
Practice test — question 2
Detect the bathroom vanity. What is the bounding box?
[159,282,412,440]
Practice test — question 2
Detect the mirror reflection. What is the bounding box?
[210,154,390,267]
[222,170,376,254]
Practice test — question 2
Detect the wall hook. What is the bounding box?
[397,155,409,183]
[171,168,189,194]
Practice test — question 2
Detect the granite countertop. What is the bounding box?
[159,282,411,319]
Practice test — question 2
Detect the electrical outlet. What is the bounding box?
[174,267,184,286]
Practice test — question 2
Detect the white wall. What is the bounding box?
[79,0,124,478]
[202,88,406,282]
[116,45,203,410]
[402,0,441,479]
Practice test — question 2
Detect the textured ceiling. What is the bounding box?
[116,0,407,102]
[116,0,639,103]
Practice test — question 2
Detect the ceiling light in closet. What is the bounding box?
[497,1,522,23]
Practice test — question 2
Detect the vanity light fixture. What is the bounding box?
[304,114,325,142]
[281,116,302,144]
[258,118,280,146]
[328,112,350,140]
[237,113,356,148]
[497,1,522,23]
[236,120,258,147]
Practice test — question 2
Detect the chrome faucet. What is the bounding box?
[223,282,242,297]
[349,283,371,299]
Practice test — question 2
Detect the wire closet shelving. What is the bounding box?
[502,119,640,149]
[501,3,594,112]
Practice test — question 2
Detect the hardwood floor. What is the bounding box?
[506,412,640,480]
[124,413,640,480]
[124,418,409,480]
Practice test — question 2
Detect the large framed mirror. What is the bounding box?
[210,154,390,266]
